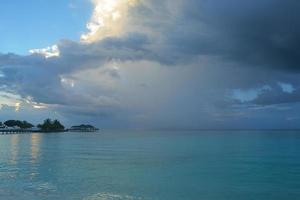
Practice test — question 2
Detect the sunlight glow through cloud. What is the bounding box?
[0,92,22,111]
[15,102,21,112]
[81,0,138,42]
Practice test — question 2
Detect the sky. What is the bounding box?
[0,0,300,129]
[0,0,91,54]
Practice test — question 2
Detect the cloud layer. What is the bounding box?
[0,0,300,128]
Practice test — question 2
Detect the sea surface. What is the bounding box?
[1,130,300,200]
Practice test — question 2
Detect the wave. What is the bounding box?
[83,192,145,200]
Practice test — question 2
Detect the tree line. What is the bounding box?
[0,119,65,131]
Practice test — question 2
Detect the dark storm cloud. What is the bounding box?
[157,0,300,70]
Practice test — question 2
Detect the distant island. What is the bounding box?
[69,124,99,132]
[1,120,34,129]
[0,119,99,133]
[37,119,65,132]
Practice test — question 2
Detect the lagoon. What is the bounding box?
[1,130,300,200]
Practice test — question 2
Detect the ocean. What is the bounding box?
[1,130,300,200]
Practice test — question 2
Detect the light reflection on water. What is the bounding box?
[30,134,40,164]
[10,135,19,165]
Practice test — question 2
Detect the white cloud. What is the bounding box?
[29,45,60,58]
[278,82,295,94]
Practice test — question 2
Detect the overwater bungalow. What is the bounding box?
[0,124,7,129]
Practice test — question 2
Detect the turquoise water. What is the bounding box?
[1,131,300,200]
